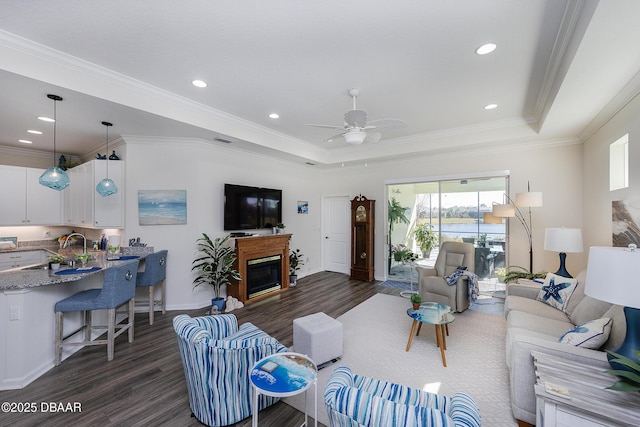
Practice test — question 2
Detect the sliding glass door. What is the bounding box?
[387,175,508,292]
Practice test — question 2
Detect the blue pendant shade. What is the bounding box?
[96,178,118,196]
[96,121,117,197]
[40,94,70,191]
[40,167,70,190]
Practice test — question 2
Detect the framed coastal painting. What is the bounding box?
[138,190,187,225]
[297,200,309,214]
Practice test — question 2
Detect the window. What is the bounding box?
[610,134,629,191]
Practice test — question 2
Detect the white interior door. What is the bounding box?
[322,195,350,274]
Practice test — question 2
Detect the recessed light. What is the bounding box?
[38,116,55,122]
[27,130,43,134]
[269,113,280,119]
[484,104,498,110]
[192,79,207,88]
[19,139,33,144]
[476,43,497,55]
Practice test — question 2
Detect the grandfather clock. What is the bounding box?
[350,195,375,281]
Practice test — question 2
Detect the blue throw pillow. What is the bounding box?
[536,273,578,312]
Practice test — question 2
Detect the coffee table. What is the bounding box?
[250,352,318,427]
[405,302,455,367]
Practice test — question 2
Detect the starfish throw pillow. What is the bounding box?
[536,273,578,312]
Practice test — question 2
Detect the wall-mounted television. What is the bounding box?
[224,183,282,230]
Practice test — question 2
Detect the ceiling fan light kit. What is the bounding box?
[306,88,407,145]
[344,129,366,145]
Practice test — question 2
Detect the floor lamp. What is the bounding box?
[544,227,583,278]
[585,245,640,372]
[491,184,542,272]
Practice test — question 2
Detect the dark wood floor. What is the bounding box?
[0,272,401,427]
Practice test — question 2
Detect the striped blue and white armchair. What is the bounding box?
[173,313,288,427]
[324,366,481,427]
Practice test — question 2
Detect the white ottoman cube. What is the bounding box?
[293,312,343,366]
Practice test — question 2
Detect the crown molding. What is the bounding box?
[532,0,598,132]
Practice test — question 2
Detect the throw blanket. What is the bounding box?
[445,267,479,303]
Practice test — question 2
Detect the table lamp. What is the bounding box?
[544,227,583,278]
[585,245,640,371]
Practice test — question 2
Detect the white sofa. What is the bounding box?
[503,270,626,425]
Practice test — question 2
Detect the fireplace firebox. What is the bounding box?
[246,255,282,299]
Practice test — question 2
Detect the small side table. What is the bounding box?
[533,350,640,426]
[250,352,318,427]
[406,302,455,367]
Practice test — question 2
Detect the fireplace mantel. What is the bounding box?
[228,234,291,303]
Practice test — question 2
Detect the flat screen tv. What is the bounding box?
[224,184,282,230]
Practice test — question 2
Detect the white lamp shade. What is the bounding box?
[483,212,502,224]
[492,203,515,218]
[544,228,583,253]
[515,191,543,207]
[585,246,640,309]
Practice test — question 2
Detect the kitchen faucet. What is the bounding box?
[62,232,87,254]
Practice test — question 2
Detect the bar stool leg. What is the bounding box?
[107,308,116,361]
[128,298,135,342]
[160,279,166,314]
[55,312,63,366]
[84,310,91,342]
[148,286,155,325]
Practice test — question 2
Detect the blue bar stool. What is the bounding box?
[54,260,139,366]
[135,250,167,325]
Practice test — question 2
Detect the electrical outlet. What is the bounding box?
[9,306,20,321]
[43,230,51,238]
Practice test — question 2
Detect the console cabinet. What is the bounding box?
[63,160,124,228]
[0,165,62,226]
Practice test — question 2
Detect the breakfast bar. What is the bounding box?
[0,255,139,390]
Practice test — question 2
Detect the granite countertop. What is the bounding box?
[0,256,143,291]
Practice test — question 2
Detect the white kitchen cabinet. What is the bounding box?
[63,160,124,228]
[0,165,62,226]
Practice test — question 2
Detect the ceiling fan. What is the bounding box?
[305,88,407,145]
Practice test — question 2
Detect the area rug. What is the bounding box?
[379,280,414,290]
[283,293,516,426]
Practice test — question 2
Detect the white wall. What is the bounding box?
[123,137,323,309]
[583,92,640,249]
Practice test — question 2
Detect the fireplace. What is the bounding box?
[246,255,282,299]
[228,234,290,303]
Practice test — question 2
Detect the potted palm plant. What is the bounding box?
[414,223,437,258]
[289,248,304,286]
[192,233,242,312]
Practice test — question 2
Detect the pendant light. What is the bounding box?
[96,121,118,197]
[39,94,70,191]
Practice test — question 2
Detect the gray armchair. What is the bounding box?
[417,242,475,312]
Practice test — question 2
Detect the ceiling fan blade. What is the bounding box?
[365,118,408,130]
[305,123,345,130]
[344,109,367,128]
[364,131,382,144]
[324,132,346,143]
